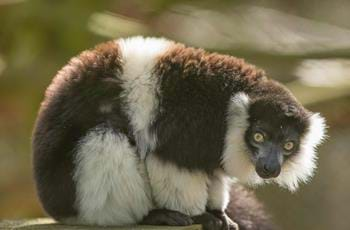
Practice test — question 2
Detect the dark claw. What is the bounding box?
[141,209,193,226]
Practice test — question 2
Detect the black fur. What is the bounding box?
[152,45,263,172]
[152,44,308,173]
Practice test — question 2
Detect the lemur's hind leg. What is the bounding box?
[73,125,153,226]
[144,154,212,227]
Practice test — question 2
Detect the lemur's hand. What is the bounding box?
[141,209,193,226]
[192,211,238,230]
[205,210,239,230]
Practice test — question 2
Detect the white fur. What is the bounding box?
[118,36,172,159]
[275,113,326,191]
[207,170,232,211]
[146,154,209,216]
[223,92,327,191]
[73,127,153,226]
[222,92,256,183]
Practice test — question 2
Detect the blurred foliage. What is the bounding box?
[0,0,350,230]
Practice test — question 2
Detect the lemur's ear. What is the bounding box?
[274,112,327,191]
[281,103,299,117]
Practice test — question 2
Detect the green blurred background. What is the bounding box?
[0,0,350,229]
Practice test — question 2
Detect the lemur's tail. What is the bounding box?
[227,185,277,230]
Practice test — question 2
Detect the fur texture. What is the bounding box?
[227,185,276,230]
[32,36,325,228]
[73,126,153,225]
[146,154,209,216]
[274,113,326,191]
[32,41,125,220]
[207,170,232,211]
[222,93,253,183]
[118,37,172,159]
[222,93,326,191]
[152,43,265,173]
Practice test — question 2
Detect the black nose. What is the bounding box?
[256,159,281,179]
[262,163,280,176]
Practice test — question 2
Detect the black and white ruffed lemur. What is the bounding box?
[32,37,326,230]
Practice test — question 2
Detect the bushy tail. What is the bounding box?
[226,185,277,230]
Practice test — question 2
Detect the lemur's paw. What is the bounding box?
[208,210,239,230]
[141,209,193,226]
[192,212,224,230]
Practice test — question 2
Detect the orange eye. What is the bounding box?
[253,132,264,143]
[284,141,294,151]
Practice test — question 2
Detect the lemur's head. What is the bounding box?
[223,84,326,191]
[246,98,309,179]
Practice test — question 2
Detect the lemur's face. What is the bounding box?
[245,100,308,179]
[225,93,325,191]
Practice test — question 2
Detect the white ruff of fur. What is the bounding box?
[274,113,327,191]
[73,127,153,226]
[146,154,209,216]
[118,36,172,159]
[222,93,258,184]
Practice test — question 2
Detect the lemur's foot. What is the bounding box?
[192,212,224,230]
[141,209,193,226]
[208,210,239,230]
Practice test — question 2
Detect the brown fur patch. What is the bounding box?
[157,43,266,87]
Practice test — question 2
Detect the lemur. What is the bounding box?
[32,37,326,230]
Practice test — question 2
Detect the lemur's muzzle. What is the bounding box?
[255,155,281,179]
